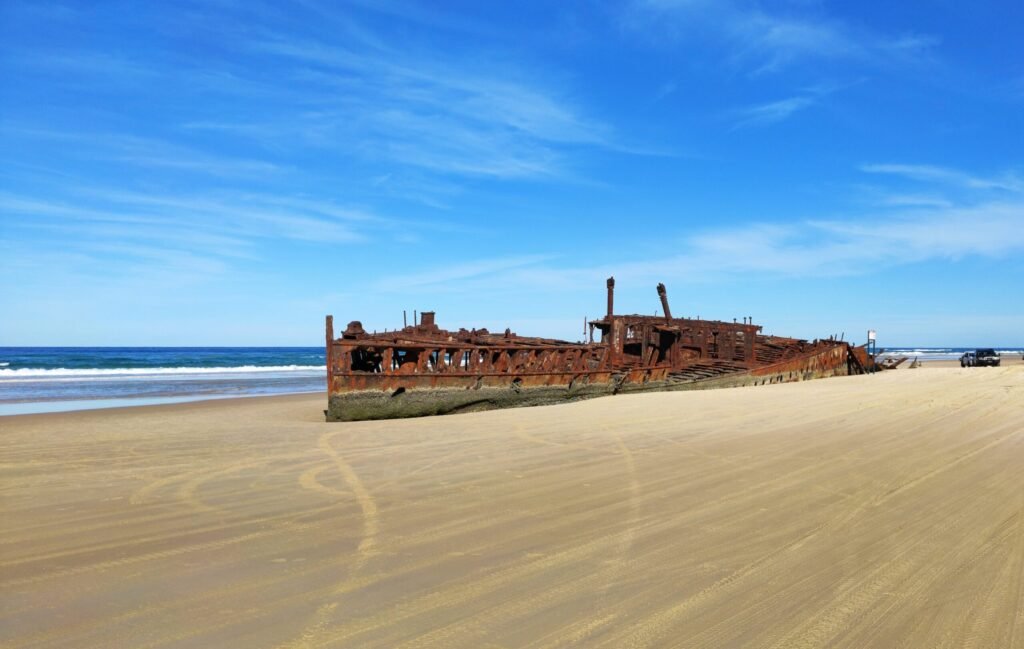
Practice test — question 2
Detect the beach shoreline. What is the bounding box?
[3,352,1021,417]
[0,390,324,418]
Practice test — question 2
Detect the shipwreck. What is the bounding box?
[325,278,871,421]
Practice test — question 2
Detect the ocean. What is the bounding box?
[1,346,1021,416]
[876,347,1024,361]
[0,347,325,416]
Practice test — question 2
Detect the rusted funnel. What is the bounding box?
[657,283,672,320]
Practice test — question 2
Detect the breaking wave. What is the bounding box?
[0,365,325,381]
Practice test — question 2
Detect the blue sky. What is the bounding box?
[1,1,1022,347]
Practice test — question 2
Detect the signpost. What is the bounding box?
[867,329,877,373]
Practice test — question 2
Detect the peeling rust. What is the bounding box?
[325,278,871,421]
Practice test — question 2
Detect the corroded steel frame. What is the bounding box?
[325,279,865,421]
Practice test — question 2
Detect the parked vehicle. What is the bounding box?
[973,348,1001,367]
[961,351,976,367]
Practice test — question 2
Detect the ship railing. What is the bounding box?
[330,341,613,377]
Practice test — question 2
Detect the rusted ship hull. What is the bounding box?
[326,279,867,421]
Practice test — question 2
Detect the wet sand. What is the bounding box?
[3,366,1024,648]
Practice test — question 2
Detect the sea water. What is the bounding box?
[0,347,325,415]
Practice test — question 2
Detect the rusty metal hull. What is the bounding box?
[326,382,615,421]
[325,339,856,421]
[325,280,867,421]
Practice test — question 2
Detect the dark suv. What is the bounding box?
[973,348,1001,367]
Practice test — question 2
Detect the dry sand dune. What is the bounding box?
[2,365,1024,648]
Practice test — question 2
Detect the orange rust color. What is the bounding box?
[326,280,867,420]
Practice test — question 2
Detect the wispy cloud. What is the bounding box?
[625,1,937,73]
[0,185,409,284]
[369,254,555,292]
[731,94,816,128]
[589,210,1014,282]
[367,172,462,210]
[639,167,1024,276]
[4,10,623,186]
[861,164,1024,192]
[809,202,1024,261]
[729,81,858,129]
[878,194,953,209]
[382,165,1024,295]
[2,127,282,178]
[241,34,614,179]
[11,51,158,80]
[139,27,624,182]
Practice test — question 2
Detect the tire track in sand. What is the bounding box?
[871,427,1018,508]
[315,430,379,567]
[176,458,279,514]
[1010,502,1024,648]
[390,423,643,649]
[0,508,339,589]
[277,430,380,649]
[598,468,906,648]
[962,497,1024,649]
[298,463,349,499]
[604,423,641,591]
[302,525,635,648]
[762,503,1017,649]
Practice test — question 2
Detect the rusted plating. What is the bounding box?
[326,278,859,396]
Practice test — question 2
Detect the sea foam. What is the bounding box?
[0,365,325,381]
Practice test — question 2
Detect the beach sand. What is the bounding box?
[2,365,1023,648]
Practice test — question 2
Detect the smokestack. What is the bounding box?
[656,283,672,320]
[606,276,615,318]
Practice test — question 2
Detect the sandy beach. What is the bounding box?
[2,365,1023,648]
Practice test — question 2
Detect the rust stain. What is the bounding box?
[325,279,872,421]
